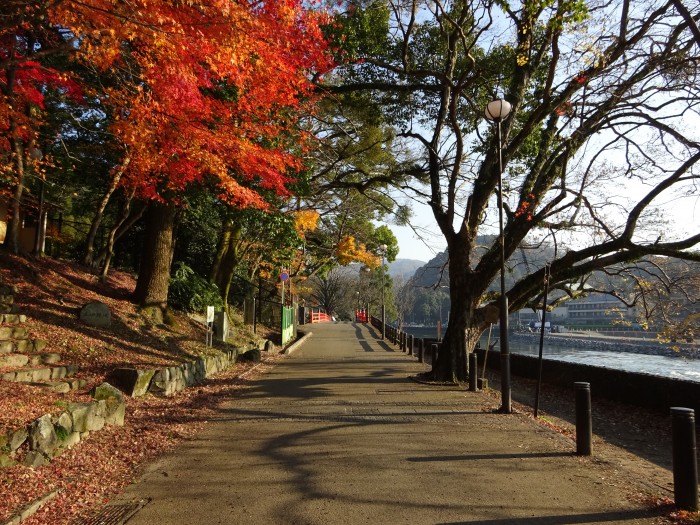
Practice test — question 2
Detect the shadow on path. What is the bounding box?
[438,507,668,525]
[406,451,574,462]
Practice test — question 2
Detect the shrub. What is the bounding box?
[168,262,224,313]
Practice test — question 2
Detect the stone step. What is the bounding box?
[0,313,26,325]
[0,326,29,339]
[0,284,18,295]
[1,364,79,383]
[0,304,20,314]
[28,378,87,393]
[0,339,48,354]
[0,353,30,367]
[28,352,62,366]
[0,294,14,305]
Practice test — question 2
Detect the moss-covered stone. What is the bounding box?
[91,382,124,403]
[29,415,58,456]
[0,453,16,468]
[239,348,261,363]
[8,427,27,451]
[69,402,105,433]
[109,368,155,397]
[54,412,73,436]
[24,450,48,467]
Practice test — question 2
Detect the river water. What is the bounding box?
[402,326,700,384]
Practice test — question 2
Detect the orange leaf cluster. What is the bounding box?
[0,23,84,181]
[335,235,380,267]
[295,210,320,237]
[3,0,333,207]
[515,192,536,221]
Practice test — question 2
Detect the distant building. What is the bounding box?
[513,306,566,330]
[0,195,50,254]
[0,188,68,259]
[512,293,636,331]
[565,293,634,329]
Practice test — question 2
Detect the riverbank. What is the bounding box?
[511,331,700,359]
[404,325,700,360]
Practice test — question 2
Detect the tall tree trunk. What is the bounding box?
[4,30,44,256]
[82,155,131,266]
[433,289,470,382]
[99,190,141,279]
[210,217,233,285]
[432,241,487,382]
[5,137,26,255]
[132,202,177,317]
[210,218,242,309]
[94,200,147,271]
[2,31,22,255]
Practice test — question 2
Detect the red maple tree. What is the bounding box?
[53,0,331,206]
[1,4,83,253]
[45,0,333,308]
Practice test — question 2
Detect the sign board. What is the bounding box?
[206,305,215,324]
[280,270,289,282]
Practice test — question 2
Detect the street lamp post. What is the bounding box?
[380,244,387,340]
[485,98,512,414]
[360,267,371,318]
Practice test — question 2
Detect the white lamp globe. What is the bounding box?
[484,99,512,121]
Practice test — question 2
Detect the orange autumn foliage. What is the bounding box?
[48,0,333,207]
[335,235,380,267]
[295,210,321,238]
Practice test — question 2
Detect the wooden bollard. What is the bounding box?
[671,407,698,511]
[575,382,592,456]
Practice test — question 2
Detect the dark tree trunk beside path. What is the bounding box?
[133,202,177,316]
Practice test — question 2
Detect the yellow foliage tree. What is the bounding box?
[295,210,320,238]
[335,235,380,268]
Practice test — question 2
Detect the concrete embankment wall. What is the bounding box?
[474,347,700,415]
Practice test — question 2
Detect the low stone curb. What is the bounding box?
[0,488,60,525]
[110,342,266,397]
[283,332,312,355]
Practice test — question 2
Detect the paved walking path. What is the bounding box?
[115,322,663,524]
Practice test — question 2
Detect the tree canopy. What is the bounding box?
[323,0,700,382]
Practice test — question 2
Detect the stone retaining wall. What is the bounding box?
[110,342,265,397]
[475,347,700,414]
[149,347,240,396]
[1,342,268,471]
[1,383,126,468]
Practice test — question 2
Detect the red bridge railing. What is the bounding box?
[310,311,332,323]
[355,310,368,323]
